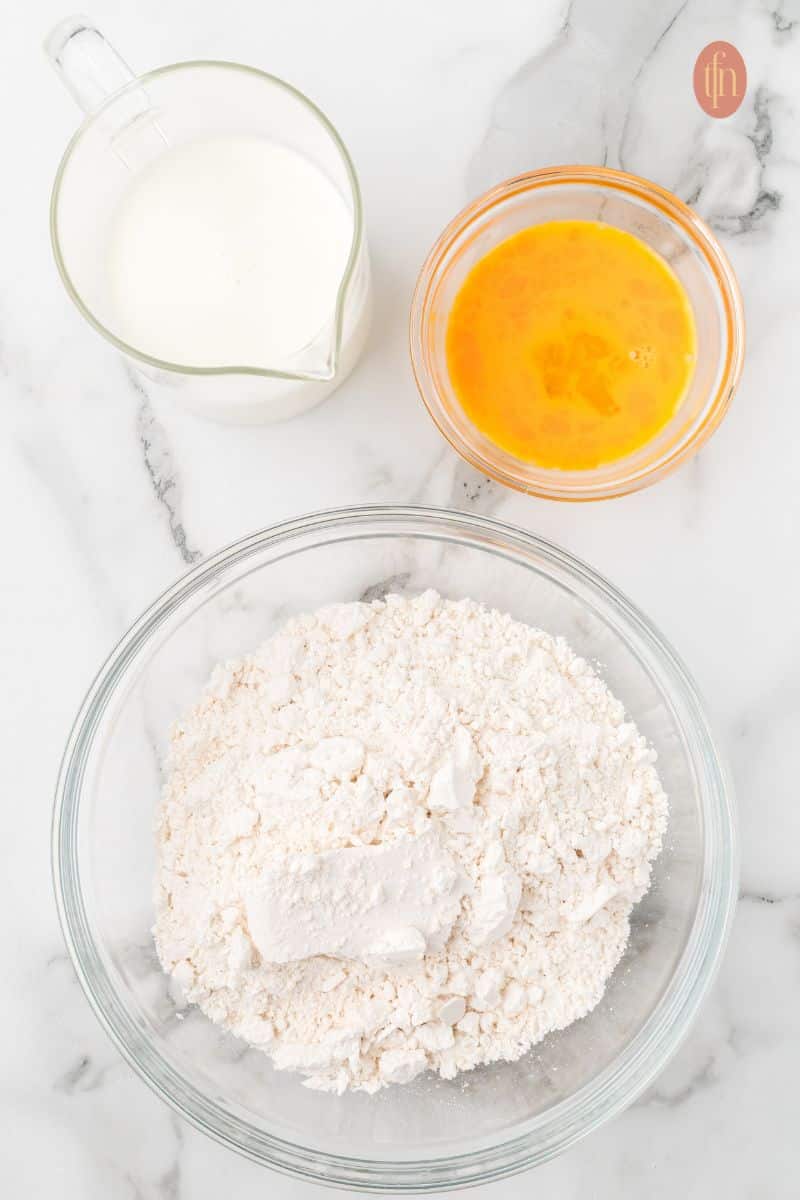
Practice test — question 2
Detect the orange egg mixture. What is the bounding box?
[445,220,697,470]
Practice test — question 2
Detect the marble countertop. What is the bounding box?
[5,0,799,1195]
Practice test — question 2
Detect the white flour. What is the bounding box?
[154,591,667,1093]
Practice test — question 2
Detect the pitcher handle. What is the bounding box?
[45,15,137,114]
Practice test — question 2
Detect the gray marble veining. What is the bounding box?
[3,0,799,1196]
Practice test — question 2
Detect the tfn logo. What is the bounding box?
[694,41,747,118]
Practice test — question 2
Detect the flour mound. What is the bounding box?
[154,591,667,1094]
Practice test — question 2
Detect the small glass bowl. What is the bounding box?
[52,507,737,1190]
[410,167,745,501]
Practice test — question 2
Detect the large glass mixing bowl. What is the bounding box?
[53,507,737,1191]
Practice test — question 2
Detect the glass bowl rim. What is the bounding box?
[52,504,738,1191]
[409,166,746,502]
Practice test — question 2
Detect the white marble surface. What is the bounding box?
[3,0,799,1194]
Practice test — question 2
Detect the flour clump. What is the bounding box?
[154,591,668,1094]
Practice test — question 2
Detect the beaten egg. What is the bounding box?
[445,220,696,471]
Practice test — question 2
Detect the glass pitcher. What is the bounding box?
[46,17,372,423]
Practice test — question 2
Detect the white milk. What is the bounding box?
[106,135,354,369]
